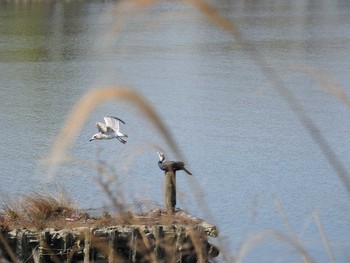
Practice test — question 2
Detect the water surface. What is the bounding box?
[1,1,350,262]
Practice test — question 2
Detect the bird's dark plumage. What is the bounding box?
[157,152,192,175]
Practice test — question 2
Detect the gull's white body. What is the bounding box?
[90,116,128,144]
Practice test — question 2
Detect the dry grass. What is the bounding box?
[28,82,211,262]
[0,192,210,263]
[44,87,182,169]
[0,191,203,231]
[291,63,350,109]
[1,0,349,262]
[235,228,315,263]
[1,191,76,230]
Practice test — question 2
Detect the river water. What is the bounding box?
[1,1,350,262]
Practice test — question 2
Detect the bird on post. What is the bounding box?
[157,151,192,175]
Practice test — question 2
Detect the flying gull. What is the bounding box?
[89,116,128,144]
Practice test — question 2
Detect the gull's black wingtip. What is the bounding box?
[108,116,126,124]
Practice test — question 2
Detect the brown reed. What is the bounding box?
[2,0,349,262]
[44,87,183,172]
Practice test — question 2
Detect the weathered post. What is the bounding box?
[157,151,192,214]
[39,230,51,263]
[154,226,164,259]
[108,229,118,263]
[165,170,176,213]
[84,230,91,263]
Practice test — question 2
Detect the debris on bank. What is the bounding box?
[0,209,219,263]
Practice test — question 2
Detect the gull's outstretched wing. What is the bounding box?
[96,122,107,133]
[104,116,125,131]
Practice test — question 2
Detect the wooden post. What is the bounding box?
[64,232,72,263]
[154,226,164,259]
[165,171,176,213]
[108,230,116,263]
[162,225,177,261]
[15,230,26,261]
[130,228,139,263]
[84,230,91,263]
[176,226,186,263]
[39,230,51,263]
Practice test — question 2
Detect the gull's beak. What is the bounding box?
[89,138,94,142]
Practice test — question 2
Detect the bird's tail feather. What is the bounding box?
[183,168,192,175]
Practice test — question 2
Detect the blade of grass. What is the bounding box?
[45,87,182,172]
[291,63,350,109]
[312,209,336,263]
[184,0,240,36]
[236,229,314,263]
[273,197,309,263]
[186,0,350,195]
[0,232,18,263]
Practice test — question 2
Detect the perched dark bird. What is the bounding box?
[157,151,192,175]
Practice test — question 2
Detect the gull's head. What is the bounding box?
[89,133,100,141]
[157,151,165,162]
